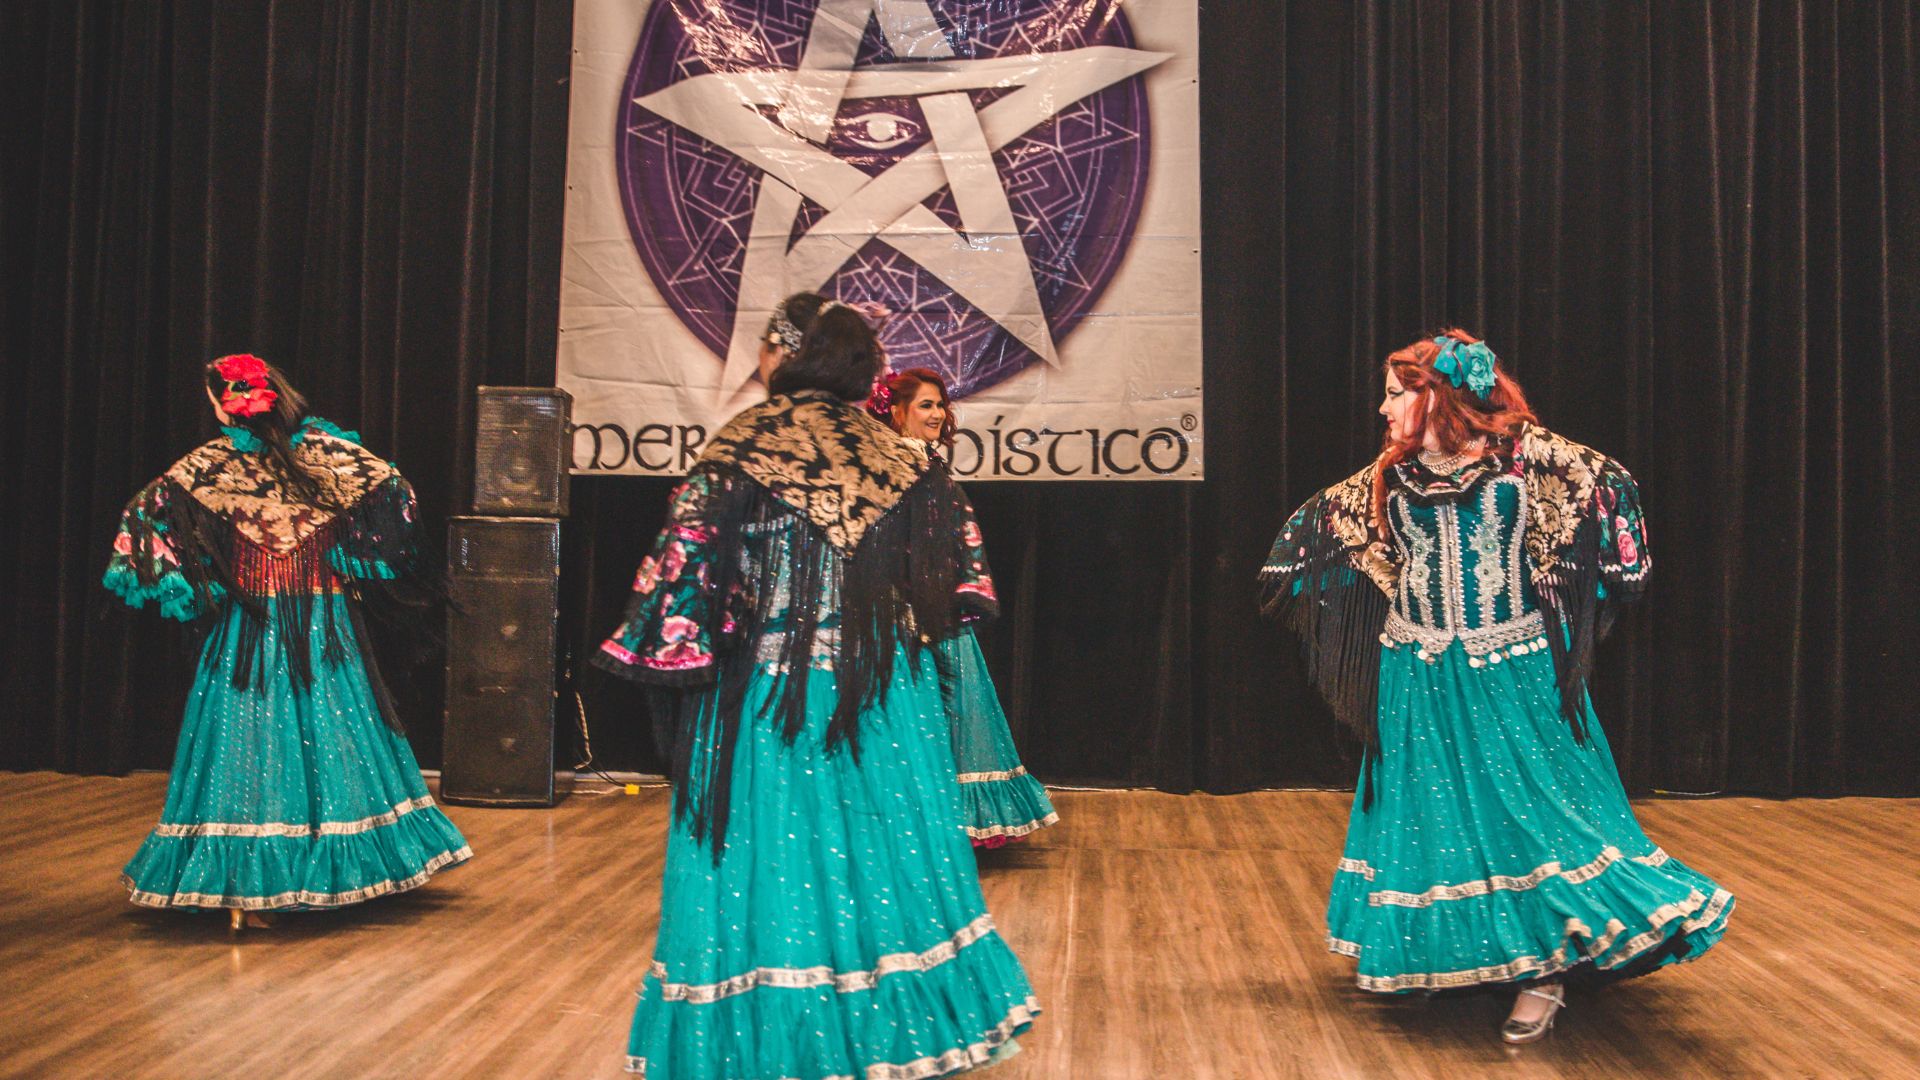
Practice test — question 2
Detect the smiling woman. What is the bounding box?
[867,367,1060,849]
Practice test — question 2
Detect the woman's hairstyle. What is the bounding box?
[1372,328,1538,526]
[768,300,886,401]
[868,367,956,448]
[204,355,339,510]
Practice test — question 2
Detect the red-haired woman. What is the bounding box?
[870,369,1058,847]
[1260,331,1732,1041]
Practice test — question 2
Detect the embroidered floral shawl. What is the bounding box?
[103,420,431,719]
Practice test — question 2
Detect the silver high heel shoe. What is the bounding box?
[1501,985,1566,1044]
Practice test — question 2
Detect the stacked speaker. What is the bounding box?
[440,388,571,808]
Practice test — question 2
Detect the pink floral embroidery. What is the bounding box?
[962,521,984,548]
[659,541,688,582]
[957,578,998,603]
[649,615,708,667]
[648,614,710,664]
[113,532,133,556]
[1615,518,1639,566]
[633,555,660,594]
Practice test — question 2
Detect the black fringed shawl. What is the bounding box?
[1258,424,1651,751]
[593,391,999,857]
[103,422,436,730]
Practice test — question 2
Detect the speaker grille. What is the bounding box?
[474,387,571,517]
[441,517,560,807]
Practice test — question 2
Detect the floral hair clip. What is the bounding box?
[214,353,278,418]
[1431,336,1498,400]
[864,374,897,422]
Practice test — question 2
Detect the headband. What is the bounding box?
[1431,335,1498,400]
[768,297,898,357]
[764,302,804,355]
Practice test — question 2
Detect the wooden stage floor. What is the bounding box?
[1,772,1916,1079]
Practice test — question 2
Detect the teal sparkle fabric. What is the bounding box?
[938,629,1057,847]
[1327,465,1731,992]
[628,645,1039,1079]
[120,595,471,910]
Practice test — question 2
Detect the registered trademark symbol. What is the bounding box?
[1180,413,1197,431]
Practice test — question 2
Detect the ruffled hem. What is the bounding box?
[628,927,1038,1080]
[957,772,1057,847]
[102,563,202,622]
[1327,847,1734,993]
[122,804,472,910]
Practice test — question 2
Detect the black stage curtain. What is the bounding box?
[7,3,1916,797]
[0,1,575,773]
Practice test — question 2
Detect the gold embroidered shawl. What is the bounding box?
[700,392,929,551]
[165,432,397,555]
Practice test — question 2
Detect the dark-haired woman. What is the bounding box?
[597,297,1037,1078]
[1259,331,1731,1042]
[869,368,1057,849]
[105,355,469,927]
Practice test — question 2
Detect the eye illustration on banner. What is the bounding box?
[840,111,921,151]
[618,0,1167,401]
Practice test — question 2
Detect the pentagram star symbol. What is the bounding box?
[631,0,1169,402]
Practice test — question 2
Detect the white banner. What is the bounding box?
[557,0,1203,479]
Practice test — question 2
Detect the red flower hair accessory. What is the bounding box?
[864,374,896,422]
[213,353,277,418]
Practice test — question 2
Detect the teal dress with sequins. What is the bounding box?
[939,628,1058,848]
[104,420,470,911]
[596,393,1037,1079]
[1262,426,1733,992]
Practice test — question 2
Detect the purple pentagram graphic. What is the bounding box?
[617,0,1152,399]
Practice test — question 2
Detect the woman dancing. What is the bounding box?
[869,368,1058,848]
[596,297,1038,1077]
[105,355,469,928]
[1259,330,1732,1041]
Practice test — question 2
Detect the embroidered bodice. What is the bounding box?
[1381,467,1551,667]
[1260,424,1653,740]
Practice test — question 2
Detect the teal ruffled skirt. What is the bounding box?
[939,630,1057,847]
[630,645,1038,1079]
[1328,641,1733,992]
[122,597,471,910]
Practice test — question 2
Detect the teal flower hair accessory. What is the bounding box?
[1432,335,1497,400]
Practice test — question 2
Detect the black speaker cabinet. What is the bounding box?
[441,516,560,807]
[474,386,571,517]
